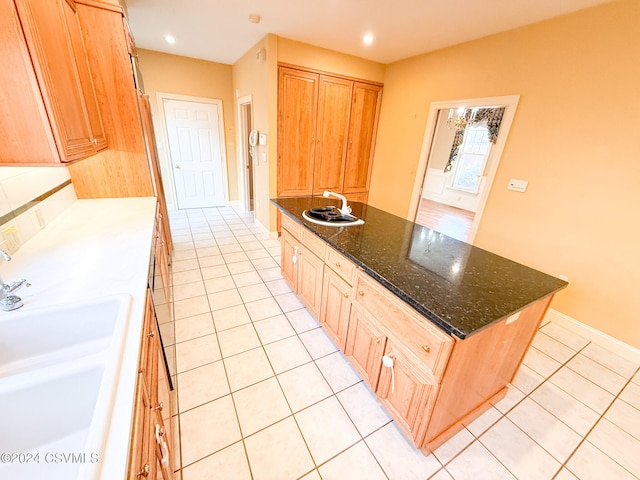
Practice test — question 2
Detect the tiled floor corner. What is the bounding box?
[163,206,640,480]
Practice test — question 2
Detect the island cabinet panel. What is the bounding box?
[325,247,356,284]
[422,296,553,451]
[320,267,353,350]
[377,340,440,445]
[273,200,566,454]
[277,65,382,200]
[297,245,325,319]
[277,67,319,196]
[344,303,387,390]
[280,226,324,318]
[280,229,299,288]
[353,273,452,382]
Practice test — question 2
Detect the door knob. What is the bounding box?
[175,165,181,169]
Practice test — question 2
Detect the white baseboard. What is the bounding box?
[252,217,278,238]
[545,308,640,365]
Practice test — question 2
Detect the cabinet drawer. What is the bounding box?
[354,273,452,381]
[301,228,326,259]
[281,214,301,239]
[325,247,356,285]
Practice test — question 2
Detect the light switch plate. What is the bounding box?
[507,179,528,192]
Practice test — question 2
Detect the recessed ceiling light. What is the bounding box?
[165,35,176,45]
[248,13,261,24]
[363,33,374,45]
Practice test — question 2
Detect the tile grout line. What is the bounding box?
[553,364,640,480]
[429,337,591,479]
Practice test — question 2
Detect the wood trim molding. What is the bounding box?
[75,0,123,14]
[278,62,384,87]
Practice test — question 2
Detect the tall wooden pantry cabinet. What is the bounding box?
[277,65,382,203]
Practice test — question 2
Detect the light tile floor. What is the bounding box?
[164,206,640,480]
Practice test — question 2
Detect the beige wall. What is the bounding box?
[232,35,279,231]
[278,37,386,83]
[370,0,640,347]
[231,35,385,230]
[137,49,237,208]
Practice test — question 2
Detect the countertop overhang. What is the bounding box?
[272,196,568,339]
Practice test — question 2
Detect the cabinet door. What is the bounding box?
[320,267,352,349]
[277,67,319,196]
[14,0,105,162]
[297,246,324,319]
[344,304,386,389]
[376,340,438,444]
[312,76,353,195]
[0,2,59,164]
[128,292,158,480]
[280,229,299,290]
[62,0,106,151]
[128,375,156,480]
[343,83,382,194]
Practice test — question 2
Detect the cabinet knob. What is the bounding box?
[335,262,341,267]
[148,330,156,338]
[421,345,431,353]
[374,337,381,345]
[92,138,98,145]
[155,402,164,411]
[157,425,165,437]
[358,291,364,296]
[343,293,349,298]
[137,464,150,477]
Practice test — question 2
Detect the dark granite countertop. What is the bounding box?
[271,196,567,339]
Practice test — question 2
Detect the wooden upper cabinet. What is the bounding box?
[312,77,353,195]
[343,83,382,194]
[277,67,319,196]
[12,0,106,163]
[0,1,59,164]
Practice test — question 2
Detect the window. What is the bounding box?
[450,123,491,193]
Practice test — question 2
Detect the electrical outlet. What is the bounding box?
[507,179,528,192]
[35,208,45,228]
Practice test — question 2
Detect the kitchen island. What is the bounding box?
[272,196,567,451]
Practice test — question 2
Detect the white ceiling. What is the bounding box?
[125,0,616,65]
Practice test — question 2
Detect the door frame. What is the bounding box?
[236,95,254,213]
[409,95,520,242]
[156,92,229,209]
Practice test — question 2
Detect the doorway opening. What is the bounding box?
[237,96,255,213]
[410,96,520,243]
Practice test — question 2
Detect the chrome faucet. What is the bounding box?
[0,249,29,311]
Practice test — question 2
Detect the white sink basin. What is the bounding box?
[0,295,132,480]
[0,365,103,479]
[0,295,131,377]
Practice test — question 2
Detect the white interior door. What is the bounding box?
[164,98,227,208]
